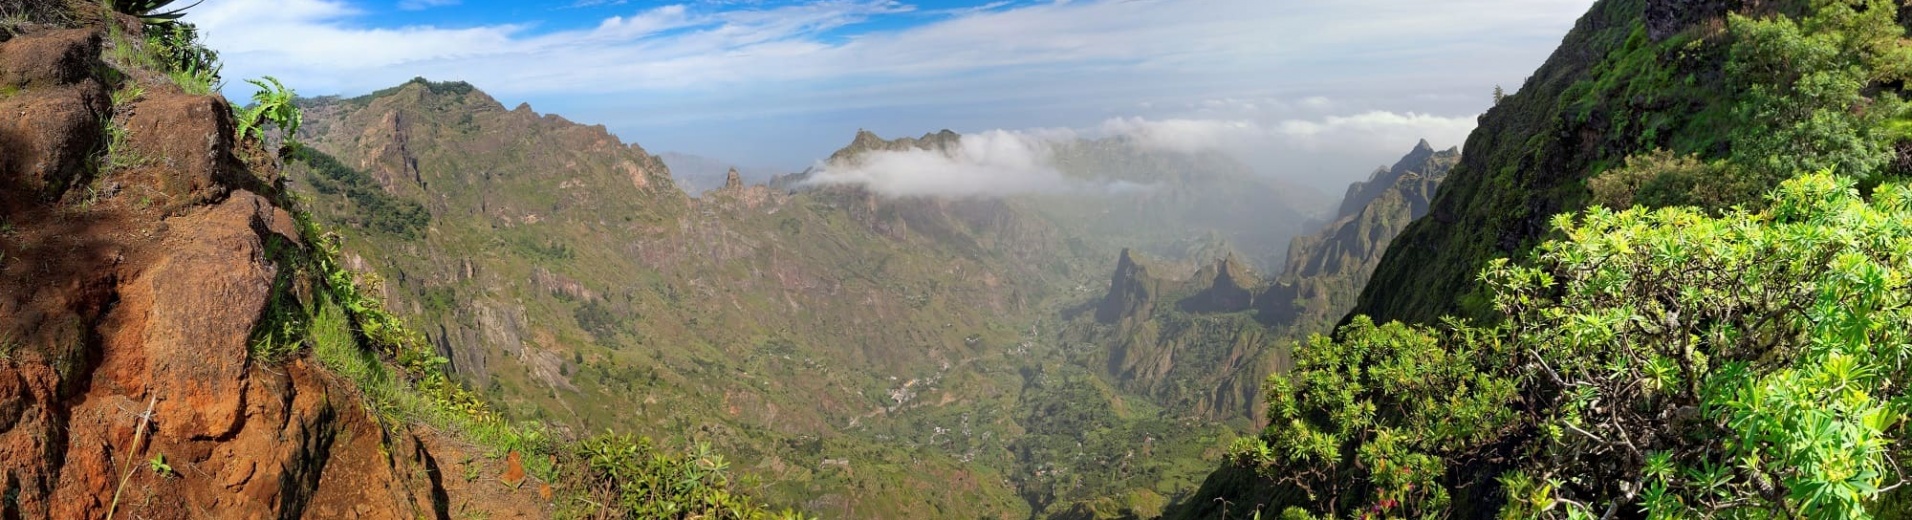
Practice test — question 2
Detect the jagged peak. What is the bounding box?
[851,128,885,146]
[919,129,961,147]
[724,168,744,190]
[828,128,966,165]
[1388,138,1439,174]
[1335,139,1461,220]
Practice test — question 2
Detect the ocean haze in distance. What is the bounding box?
[187,0,1594,193]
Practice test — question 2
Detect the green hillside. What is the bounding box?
[1179,0,1912,518]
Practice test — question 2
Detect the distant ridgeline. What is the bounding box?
[1171,0,1912,519]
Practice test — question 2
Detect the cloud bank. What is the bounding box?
[807,130,1083,197]
[806,109,1476,198]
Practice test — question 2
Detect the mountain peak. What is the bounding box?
[724,168,744,190]
[1414,138,1434,153]
[349,77,490,106]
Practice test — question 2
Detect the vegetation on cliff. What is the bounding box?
[1194,1,1912,518]
[1232,172,1912,519]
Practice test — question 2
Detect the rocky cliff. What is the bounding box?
[0,13,538,519]
[1257,141,1459,329]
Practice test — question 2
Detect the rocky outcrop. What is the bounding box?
[1095,249,1163,325]
[1177,254,1259,314]
[0,14,536,519]
[0,29,106,204]
[1258,142,1459,328]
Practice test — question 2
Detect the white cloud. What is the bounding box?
[1274,111,1476,151]
[805,130,1082,197]
[1100,111,1473,156]
[805,109,1476,198]
[1100,117,1260,154]
[190,0,1592,96]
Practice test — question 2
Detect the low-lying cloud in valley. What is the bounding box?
[807,109,1478,198]
[807,130,1093,197]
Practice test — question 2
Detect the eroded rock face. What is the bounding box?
[1095,249,1159,325]
[0,17,538,520]
[0,29,107,205]
[137,192,286,440]
[122,91,251,210]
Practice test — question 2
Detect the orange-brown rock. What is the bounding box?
[122,92,250,210]
[0,16,547,520]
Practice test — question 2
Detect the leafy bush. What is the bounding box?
[1588,149,1758,211]
[1234,172,1912,519]
[107,0,201,27]
[1726,1,1912,183]
[573,300,622,346]
[1228,316,1516,519]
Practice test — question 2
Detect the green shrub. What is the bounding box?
[1726,1,1912,183]
[149,22,218,92]
[1588,149,1759,211]
[1235,172,1912,518]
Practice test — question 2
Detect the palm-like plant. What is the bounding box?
[235,76,300,145]
[107,0,204,26]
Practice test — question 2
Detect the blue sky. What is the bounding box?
[185,0,1596,192]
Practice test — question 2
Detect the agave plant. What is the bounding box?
[108,0,204,26]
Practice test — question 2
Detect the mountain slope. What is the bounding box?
[284,92,1346,518]
[1175,0,1912,518]
[293,84,1067,518]
[1352,0,1729,324]
[0,14,547,519]
[1053,141,1458,429]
